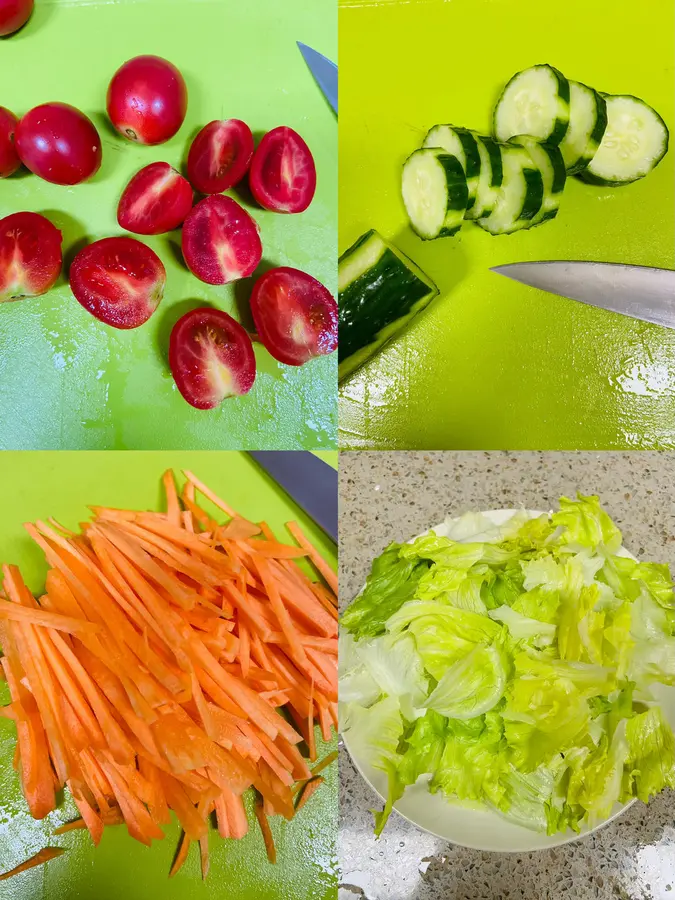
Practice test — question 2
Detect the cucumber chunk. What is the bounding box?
[510,135,566,227]
[560,81,608,174]
[494,64,570,145]
[578,93,669,186]
[423,125,481,212]
[338,230,439,382]
[467,132,503,220]
[476,145,544,235]
[402,148,469,239]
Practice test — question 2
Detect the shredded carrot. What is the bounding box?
[53,818,86,834]
[169,831,191,878]
[0,469,337,880]
[254,794,277,863]
[0,847,65,880]
[285,522,338,595]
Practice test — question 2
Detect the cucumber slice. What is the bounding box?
[510,135,566,227]
[423,125,481,212]
[560,81,608,174]
[494,64,570,145]
[338,229,439,382]
[476,144,544,235]
[401,148,469,239]
[578,94,669,186]
[466,133,503,220]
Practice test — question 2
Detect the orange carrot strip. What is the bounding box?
[215,794,230,839]
[138,757,172,826]
[169,831,192,878]
[53,818,86,834]
[243,540,307,560]
[36,630,105,749]
[219,518,261,540]
[222,786,249,839]
[48,632,136,765]
[72,793,104,846]
[0,600,98,635]
[308,680,317,762]
[159,772,208,840]
[295,776,324,811]
[0,847,65,881]
[182,470,237,518]
[285,522,337,594]
[163,470,182,528]
[254,794,277,863]
[239,619,250,679]
[98,755,165,846]
[255,556,308,667]
[199,833,210,880]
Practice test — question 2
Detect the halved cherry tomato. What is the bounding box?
[250,266,338,366]
[16,103,102,185]
[0,107,20,178]
[249,126,316,214]
[187,119,254,194]
[181,195,262,285]
[70,237,165,329]
[107,55,187,145]
[0,212,62,303]
[118,162,193,235]
[0,0,33,36]
[169,307,256,409]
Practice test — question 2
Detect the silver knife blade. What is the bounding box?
[491,260,675,330]
[297,41,338,115]
[247,451,337,544]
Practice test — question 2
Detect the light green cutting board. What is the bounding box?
[338,0,675,450]
[0,0,337,450]
[0,451,337,900]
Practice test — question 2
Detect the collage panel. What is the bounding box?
[338,0,675,451]
[0,450,338,897]
[339,451,675,899]
[0,0,337,451]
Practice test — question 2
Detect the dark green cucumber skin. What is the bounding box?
[566,84,608,175]
[548,65,571,145]
[481,135,504,188]
[494,64,570,146]
[577,94,670,186]
[338,244,434,365]
[455,128,480,211]
[546,144,567,194]
[339,229,374,263]
[518,168,545,222]
[436,153,469,237]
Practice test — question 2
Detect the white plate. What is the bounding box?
[342,508,646,853]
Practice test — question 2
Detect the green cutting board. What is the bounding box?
[338,0,675,450]
[0,0,337,450]
[0,451,337,900]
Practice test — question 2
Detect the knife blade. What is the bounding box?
[491,260,675,330]
[297,41,337,115]
[247,451,338,543]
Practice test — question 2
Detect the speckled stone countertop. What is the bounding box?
[338,452,675,900]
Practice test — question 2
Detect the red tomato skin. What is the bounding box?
[249,126,317,214]
[118,162,193,235]
[107,55,188,146]
[181,195,262,285]
[250,266,338,366]
[169,307,256,409]
[0,0,33,36]
[15,103,102,185]
[0,107,20,177]
[0,212,62,303]
[187,119,254,194]
[69,236,165,329]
